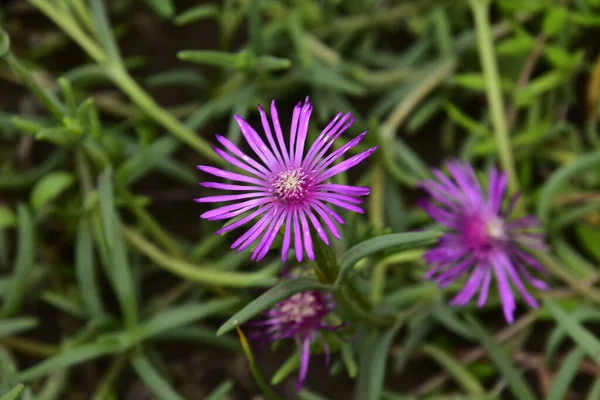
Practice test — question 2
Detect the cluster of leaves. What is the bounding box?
[1,0,600,399]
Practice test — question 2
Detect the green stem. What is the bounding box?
[371,249,424,304]
[469,0,518,193]
[29,0,106,64]
[312,237,382,323]
[124,194,185,259]
[123,226,277,287]
[369,163,385,230]
[31,0,222,164]
[334,286,395,327]
[108,67,222,164]
[533,250,600,304]
[91,356,128,400]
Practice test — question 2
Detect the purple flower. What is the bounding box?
[252,291,337,389]
[195,97,376,262]
[419,160,548,323]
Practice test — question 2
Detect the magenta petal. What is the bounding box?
[200,182,269,192]
[281,213,292,261]
[316,146,378,182]
[270,100,291,165]
[299,210,314,261]
[194,192,267,203]
[198,165,266,186]
[296,336,312,390]
[293,209,303,262]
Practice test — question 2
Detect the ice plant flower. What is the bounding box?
[252,290,337,389]
[419,160,548,323]
[195,97,377,261]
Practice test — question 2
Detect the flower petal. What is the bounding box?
[281,213,293,261]
[215,134,271,176]
[258,104,285,166]
[304,113,354,171]
[194,192,267,203]
[235,115,279,170]
[252,208,287,261]
[216,204,274,234]
[197,165,266,186]
[200,198,272,220]
[316,146,377,182]
[200,182,269,192]
[293,209,304,262]
[299,210,314,261]
[315,183,370,196]
[270,100,291,165]
[313,131,367,174]
[309,201,342,239]
[293,98,312,167]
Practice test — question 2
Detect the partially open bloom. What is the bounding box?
[196,97,376,262]
[419,160,548,323]
[252,291,337,389]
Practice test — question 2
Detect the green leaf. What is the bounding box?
[0,317,38,339]
[152,327,240,351]
[17,342,122,382]
[205,380,234,400]
[547,347,586,400]
[538,151,600,223]
[588,377,600,400]
[545,46,583,70]
[178,50,249,69]
[356,322,402,400]
[34,127,76,146]
[422,344,486,397]
[130,351,185,400]
[465,315,536,400]
[497,35,534,55]
[145,69,205,89]
[75,218,104,318]
[336,232,441,284]
[339,341,358,378]
[1,205,35,318]
[254,55,292,72]
[2,51,65,120]
[394,313,434,373]
[0,384,24,400]
[297,63,366,96]
[30,171,74,211]
[174,4,220,26]
[89,0,121,62]
[543,6,569,37]
[137,298,238,341]
[143,0,175,18]
[444,102,489,137]
[271,353,300,385]
[543,298,600,365]
[248,0,263,55]
[217,278,330,336]
[0,29,10,57]
[41,291,86,318]
[569,11,600,27]
[515,71,569,106]
[0,206,16,229]
[98,170,138,329]
[298,389,332,400]
[433,302,474,339]
[235,325,281,400]
[451,73,513,92]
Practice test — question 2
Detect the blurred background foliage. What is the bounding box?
[1,0,600,399]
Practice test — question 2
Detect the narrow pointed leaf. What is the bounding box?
[337,232,441,284]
